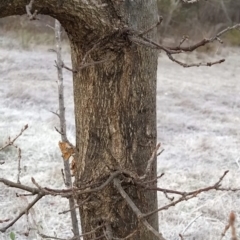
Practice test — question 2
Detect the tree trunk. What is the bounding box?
[71,7,159,239]
[0,1,160,239]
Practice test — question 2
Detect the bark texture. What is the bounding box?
[0,1,160,239]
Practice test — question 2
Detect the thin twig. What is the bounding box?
[45,171,122,197]
[16,193,35,197]
[17,148,22,184]
[1,175,114,198]
[163,191,174,201]
[49,110,60,118]
[38,224,104,240]
[0,124,28,151]
[0,194,43,232]
[168,24,240,52]
[167,53,225,68]
[46,24,55,30]
[143,171,230,218]
[59,204,79,215]
[61,169,66,185]
[0,219,10,224]
[55,127,64,135]
[0,171,122,199]
[138,16,163,37]
[179,35,189,47]
[0,178,40,194]
[114,178,166,240]
[129,23,240,68]
[140,143,161,180]
[25,0,38,20]
[181,214,202,237]
[113,229,138,239]
[144,171,229,196]
[140,173,165,185]
[57,59,109,74]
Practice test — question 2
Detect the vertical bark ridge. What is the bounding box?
[71,33,159,239]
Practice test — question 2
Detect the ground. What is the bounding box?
[0,36,240,240]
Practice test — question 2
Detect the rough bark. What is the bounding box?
[0,1,160,239]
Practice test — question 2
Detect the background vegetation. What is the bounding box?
[157,0,240,46]
[0,0,239,49]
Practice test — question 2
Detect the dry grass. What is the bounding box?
[157,50,240,239]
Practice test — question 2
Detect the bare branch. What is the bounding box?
[57,59,110,74]
[0,178,40,194]
[59,205,78,215]
[180,214,202,237]
[179,35,189,47]
[0,219,10,224]
[218,187,240,192]
[142,171,230,218]
[113,229,138,240]
[0,171,122,198]
[163,191,174,201]
[0,124,28,151]
[49,110,60,118]
[51,171,122,197]
[129,23,240,68]
[31,177,58,196]
[166,24,240,53]
[140,173,165,186]
[55,126,64,135]
[61,168,67,185]
[138,16,163,37]
[17,148,22,184]
[167,53,225,68]
[114,178,166,240]
[140,143,161,180]
[38,224,104,240]
[46,24,55,30]
[26,0,38,20]
[0,194,43,232]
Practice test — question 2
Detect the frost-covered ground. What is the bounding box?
[0,36,240,240]
[157,49,240,239]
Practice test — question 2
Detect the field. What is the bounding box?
[0,36,240,240]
